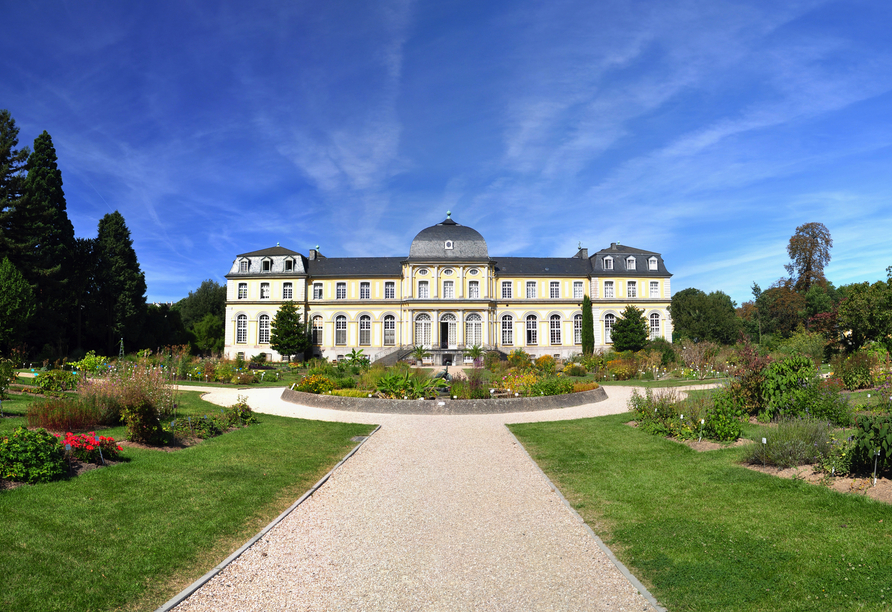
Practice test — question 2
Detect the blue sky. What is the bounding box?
[3,0,892,305]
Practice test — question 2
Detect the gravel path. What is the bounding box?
[171,386,660,611]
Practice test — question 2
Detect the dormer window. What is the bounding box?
[284,259,294,272]
[239,259,249,273]
[626,256,636,270]
[603,256,613,270]
[261,259,272,273]
[445,240,454,250]
[648,257,658,271]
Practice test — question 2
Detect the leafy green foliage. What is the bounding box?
[0,358,14,398]
[611,305,648,352]
[191,312,224,355]
[762,354,816,418]
[669,288,740,344]
[851,415,892,473]
[269,300,310,360]
[68,350,108,375]
[296,374,335,394]
[831,349,877,390]
[784,222,832,294]
[35,370,78,392]
[507,348,531,369]
[0,427,66,483]
[0,257,35,352]
[728,341,771,415]
[703,389,743,441]
[121,394,164,444]
[837,279,892,352]
[745,418,832,468]
[581,294,594,355]
[629,387,742,442]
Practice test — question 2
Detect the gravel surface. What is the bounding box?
[172,386,659,611]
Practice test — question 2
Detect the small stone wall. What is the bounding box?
[280,386,608,415]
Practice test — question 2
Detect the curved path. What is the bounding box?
[172,386,662,611]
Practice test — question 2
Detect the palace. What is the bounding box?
[223,213,673,364]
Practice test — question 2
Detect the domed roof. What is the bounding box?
[408,212,488,260]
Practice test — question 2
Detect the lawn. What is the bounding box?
[510,413,892,612]
[0,392,376,612]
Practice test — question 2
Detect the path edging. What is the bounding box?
[505,427,667,612]
[154,425,381,612]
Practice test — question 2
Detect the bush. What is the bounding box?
[606,358,637,381]
[572,381,600,393]
[68,351,108,375]
[334,376,356,389]
[36,370,79,392]
[56,432,123,464]
[629,388,742,442]
[484,351,502,372]
[850,415,892,473]
[745,418,832,469]
[0,358,15,398]
[728,342,772,415]
[763,354,817,419]
[121,392,164,445]
[831,350,877,390]
[250,353,267,365]
[0,427,66,484]
[535,355,556,374]
[296,374,335,394]
[645,337,678,367]
[703,389,743,442]
[331,389,375,398]
[564,363,587,377]
[27,397,104,431]
[507,349,531,370]
[230,371,257,384]
[800,382,852,426]
[528,376,574,397]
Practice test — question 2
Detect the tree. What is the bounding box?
[269,301,309,361]
[0,257,35,353]
[94,212,147,354]
[191,312,224,355]
[611,305,648,352]
[837,280,892,353]
[174,279,226,330]
[760,281,806,339]
[669,288,740,344]
[581,295,594,355]
[785,222,832,294]
[0,110,29,261]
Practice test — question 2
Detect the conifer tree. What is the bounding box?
[581,294,594,355]
[270,301,310,362]
[0,110,29,262]
[0,257,35,353]
[611,305,648,352]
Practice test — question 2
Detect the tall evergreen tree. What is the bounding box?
[581,294,594,355]
[0,257,35,354]
[0,110,29,262]
[270,301,310,361]
[94,212,147,354]
[611,305,648,352]
[70,237,97,352]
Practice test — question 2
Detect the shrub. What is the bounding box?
[296,374,335,394]
[121,391,164,445]
[832,350,877,390]
[230,371,257,384]
[528,376,574,397]
[572,381,600,393]
[606,358,637,381]
[703,389,743,442]
[450,379,470,399]
[27,397,104,431]
[728,342,772,415]
[0,358,16,398]
[0,427,66,484]
[645,337,678,367]
[227,396,259,426]
[818,432,855,476]
[746,418,832,469]
[214,361,234,382]
[535,355,556,374]
[68,351,108,375]
[801,383,852,426]
[564,363,587,377]
[630,388,742,442]
[334,376,356,389]
[56,432,122,464]
[250,353,267,365]
[763,354,817,419]
[466,367,489,399]
[36,370,79,392]
[331,389,375,398]
[507,349,531,370]
[850,415,892,473]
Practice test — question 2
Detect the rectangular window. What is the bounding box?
[604,281,614,298]
[626,257,636,270]
[284,259,293,272]
[260,283,270,299]
[443,280,454,299]
[649,257,658,271]
[502,281,512,299]
[526,281,536,299]
[418,280,429,299]
[604,257,613,270]
[468,280,479,299]
[239,260,248,273]
[360,282,370,299]
[573,281,583,299]
[384,281,395,299]
[238,283,247,299]
[313,283,323,300]
[336,282,346,299]
[550,281,560,299]
[501,318,513,345]
[262,260,271,272]
[650,281,659,298]
[627,281,637,298]
[283,282,293,300]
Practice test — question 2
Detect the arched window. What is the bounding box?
[526,314,538,345]
[383,315,396,345]
[604,313,616,344]
[441,313,457,347]
[312,316,323,345]
[335,315,347,345]
[650,313,661,340]
[359,315,371,346]
[465,314,482,347]
[574,314,583,345]
[236,314,247,344]
[550,314,562,345]
[258,314,270,344]
[415,314,431,347]
[501,315,514,345]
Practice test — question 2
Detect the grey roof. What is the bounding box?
[590,243,672,276]
[237,246,302,257]
[307,257,404,277]
[408,215,489,261]
[493,257,592,276]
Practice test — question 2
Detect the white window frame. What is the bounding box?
[573,281,583,299]
[283,282,293,300]
[441,313,457,347]
[238,283,247,299]
[239,259,248,273]
[418,280,429,299]
[465,314,482,346]
[236,314,247,344]
[335,315,347,345]
[626,256,636,270]
[260,282,270,299]
[650,281,659,298]
[604,257,613,270]
[445,240,454,250]
[284,259,294,272]
[501,315,514,345]
[360,282,370,299]
[312,316,323,345]
[627,281,637,298]
[468,280,479,299]
[604,314,615,344]
[359,315,371,345]
[262,259,272,273]
[384,281,395,299]
[574,314,582,345]
[258,314,270,344]
[313,283,323,300]
[415,314,431,347]
[383,315,395,345]
[443,280,454,299]
[550,281,560,299]
[526,281,536,299]
[526,315,538,346]
[648,257,658,271]
[550,314,561,345]
[336,282,346,300]
[650,313,661,339]
[604,281,614,299]
[502,281,513,299]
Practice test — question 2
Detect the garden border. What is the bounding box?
[280,386,608,414]
[154,425,381,612]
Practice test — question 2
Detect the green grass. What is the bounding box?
[510,414,892,611]
[1,394,375,612]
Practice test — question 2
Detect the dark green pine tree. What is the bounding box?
[94,211,147,355]
[270,301,310,362]
[17,131,77,355]
[0,110,30,262]
[581,294,594,355]
[0,257,35,354]
[611,305,648,352]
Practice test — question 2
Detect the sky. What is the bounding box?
[3,0,892,305]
